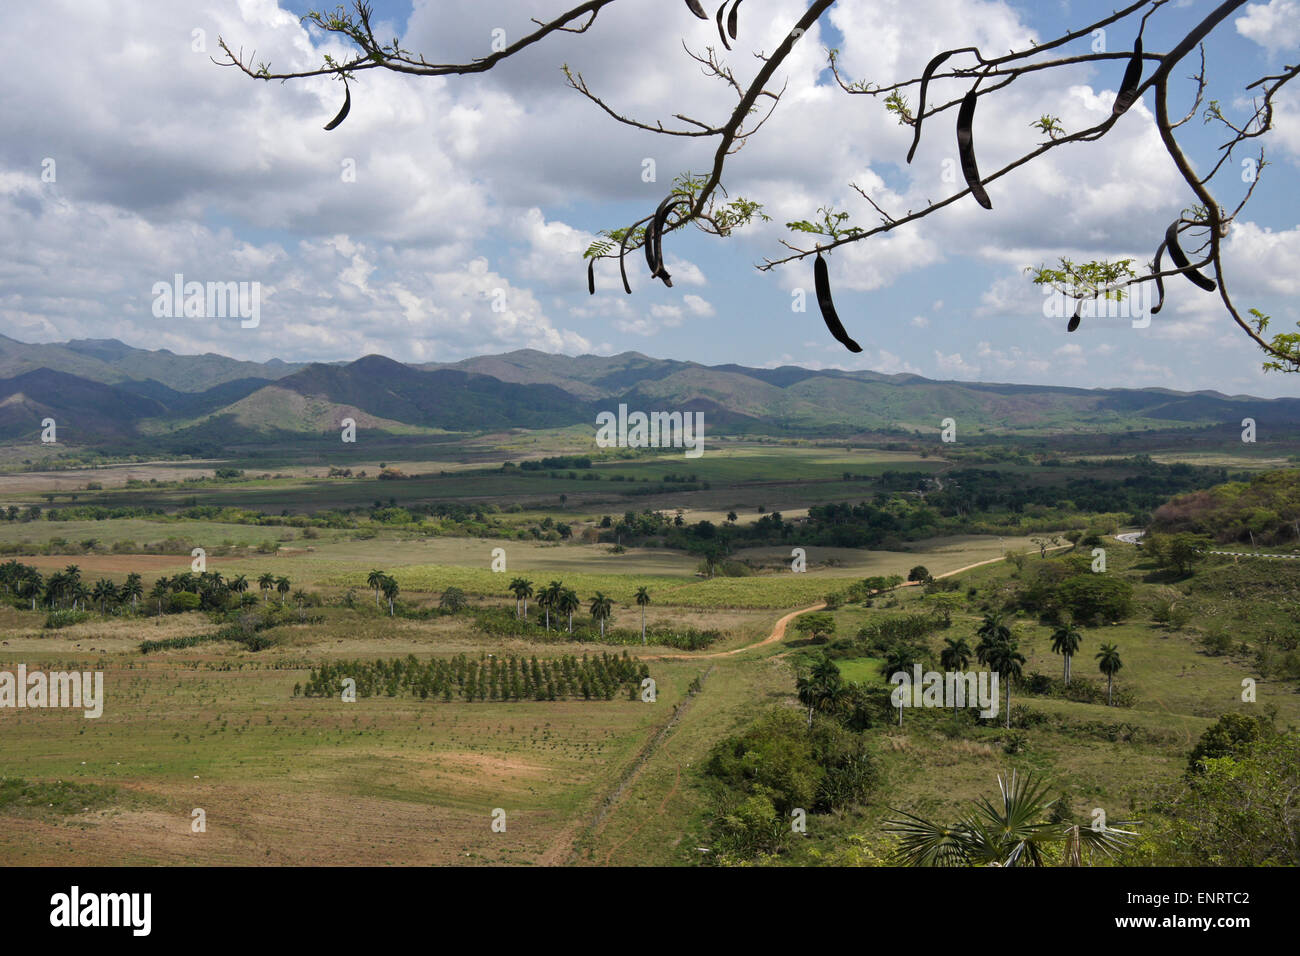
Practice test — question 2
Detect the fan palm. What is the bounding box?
[885,771,1140,867]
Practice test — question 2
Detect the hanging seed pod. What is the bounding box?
[1067,299,1084,332]
[644,216,662,280]
[1150,239,1168,315]
[650,195,690,287]
[908,50,957,164]
[323,82,351,131]
[618,226,636,295]
[728,0,743,40]
[685,0,709,19]
[587,258,596,296]
[956,87,993,210]
[1164,220,1217,292]
[1112,37,1144,117]
[814,253,863,353]
[715,3,732,50]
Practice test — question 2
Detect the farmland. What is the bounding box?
[0,439,1297,866]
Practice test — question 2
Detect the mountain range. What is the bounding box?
[2,333,1298,447]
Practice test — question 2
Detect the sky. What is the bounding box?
[1,0,1298,397]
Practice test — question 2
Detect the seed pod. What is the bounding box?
[715,2,732,50]
[1112,37,1144,117]
[323,82,351,131]
[685,0,709,18]
[650,196,690,287]
[956,86,993,210]
[1150,239,1167,315]
[618,227,636,295]
[728,0,742,40]
[644,215,662,280]
[907,49,956,165]
[814,253,864,353]
[1164,220,1217,292]
[1067,299,1083,333]
[587,258,596,296]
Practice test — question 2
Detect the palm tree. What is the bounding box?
[367,569,386,607]
[558,587,580,634]
[275,576,291,604]
[540,580,563,631]
[940,637,972,715]
[258,572,275,602]
[986,638,1026,728]
[975,612,1011,665]
[1050,623,1083,685]
[70,581,89,612]
[634,586,651,644]
[91,579,117,613]
[589,591,613,638]
[1096,643,1123,706]
[796,656,846,727]
[123,572,143,610]
[17,574,40,611]
[229,574,248,600]
[150,578,169,613]
[880,644,920,726]
[509,578,533,620]
[381,575,399,616]
[885,771,1139,867]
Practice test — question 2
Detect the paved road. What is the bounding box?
[1113,530,1300,559]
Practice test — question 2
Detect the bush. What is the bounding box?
[168,591,201,613]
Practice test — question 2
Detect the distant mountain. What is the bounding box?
[1,335,1298,447]
[0,368,167,441]
[0,334,303,392]
[189,355,595,434]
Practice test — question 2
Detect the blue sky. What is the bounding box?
[1,0,1298,396]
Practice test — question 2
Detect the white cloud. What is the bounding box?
[1236,0,1300,54]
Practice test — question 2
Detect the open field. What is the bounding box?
[2,439,1297,867]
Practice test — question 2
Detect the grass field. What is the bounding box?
[1,441,1296,867]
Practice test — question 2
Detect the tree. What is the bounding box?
[558,586,580,634]
[986,638,1026,728]
[439,586,468,612]
[940,637,972,715]
[275,576,291,604]
[907,565,932,584]
[1050,623,1083,685]
[380,575,399,616]
[975,613,1011,665]
[509,578,534,620]
[796,656,845,727]
[367,568,386,607]
[1160,533,1211,576]
[635,586,651,644]
[218,2,1300,373]
[879,644,920,726]
[885,771,1139,867]
[794,612,836,644]
[150,578,169,613]
[1096,643,1124,706]
[589,591,613,637]
[258,572,275,602]
[122,572,143,610]
[539,580,562,631]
